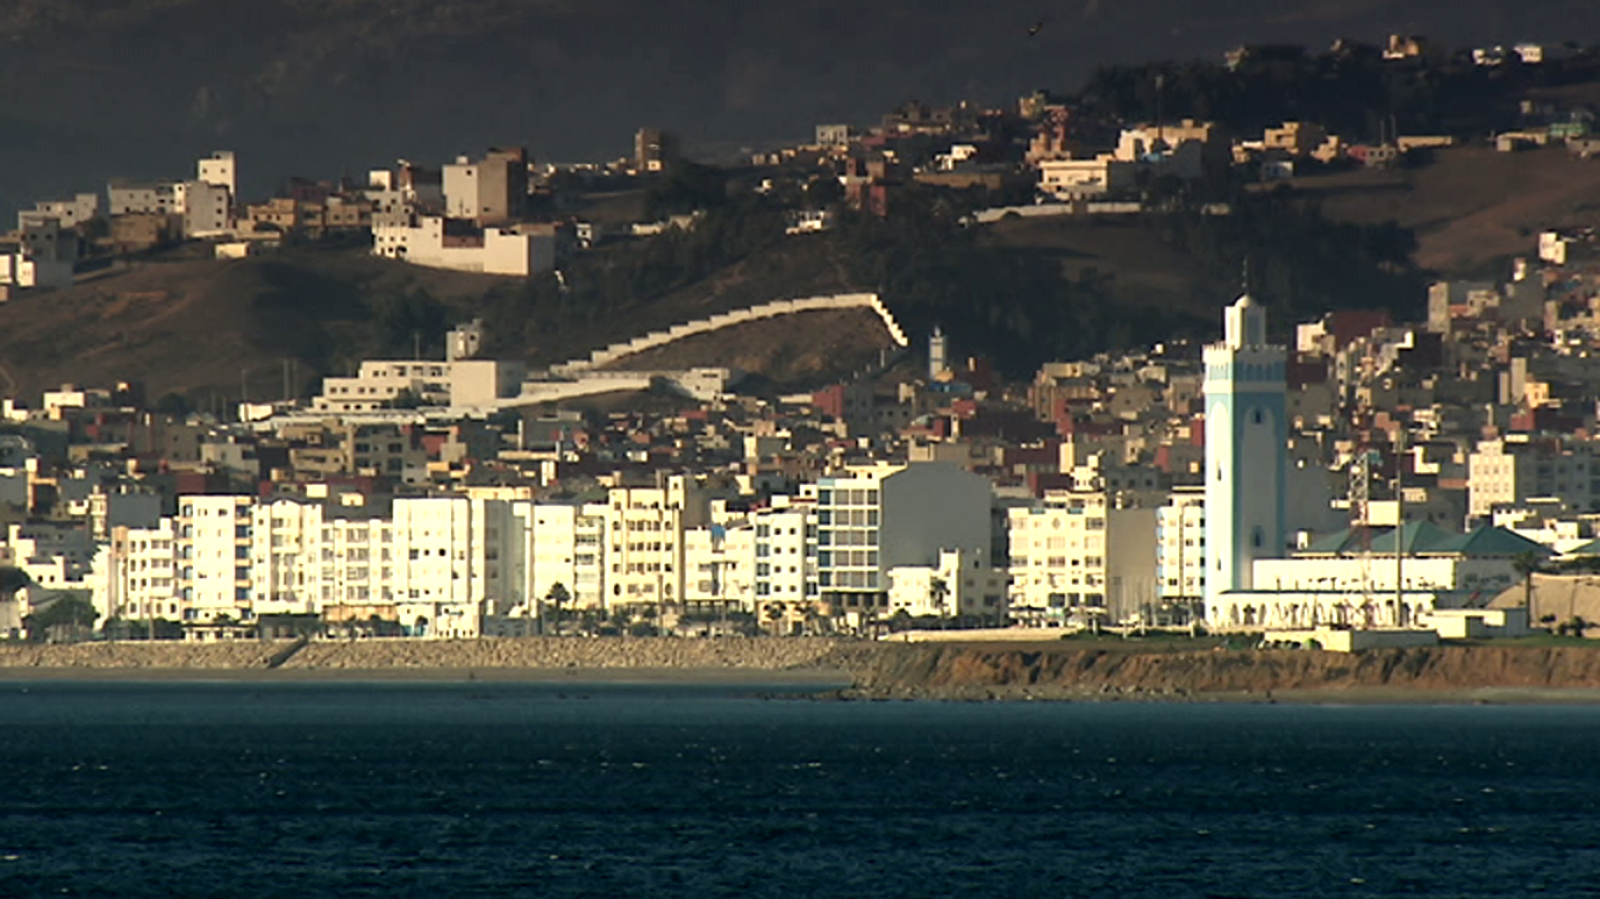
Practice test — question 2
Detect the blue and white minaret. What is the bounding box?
[1203,293,1287,604]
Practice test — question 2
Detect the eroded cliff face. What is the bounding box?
[851,644,1600,698]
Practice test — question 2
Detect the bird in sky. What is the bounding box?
[1027,21,1046,37]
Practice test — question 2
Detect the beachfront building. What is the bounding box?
[812,462,994,628]
[1006,489,1157,626]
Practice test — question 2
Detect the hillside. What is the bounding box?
[1268,146,1600,274]
[0,236,882,402]
[0,247,507,401]
[8,0,1600,219]
[0,181,1434,402]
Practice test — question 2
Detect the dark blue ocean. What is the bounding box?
[2,683,1600,898]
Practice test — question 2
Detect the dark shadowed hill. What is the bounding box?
[5,0,1600,217]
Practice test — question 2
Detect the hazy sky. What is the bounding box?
[1,0,1597,212]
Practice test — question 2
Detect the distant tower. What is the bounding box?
[1203,293,1287,605]
[929,326,948,380]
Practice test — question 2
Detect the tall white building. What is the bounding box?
[91,521,180,624]
[813,462,993,624]
[1203,293,1287,604]
[603,478,708,614]
[390,496,514,638]
[523,500,608,613]
[197,151,237,198]
[176,495,255,624]
[1155,488,1206,607]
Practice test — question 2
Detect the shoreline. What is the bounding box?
[5,667,1600,704]
[0,666,858,686]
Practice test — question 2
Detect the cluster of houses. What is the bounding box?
[7,31,1600,298]
[9,231,1600,644]
[0,126,695,297]
[13,34,1600,643]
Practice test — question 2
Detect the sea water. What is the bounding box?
[2,682,1599,898]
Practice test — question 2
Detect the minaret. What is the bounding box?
[1203,292,1287,605]
[929,326,948,380]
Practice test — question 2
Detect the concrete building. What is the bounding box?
[314,358,526,414]
[16,194,100,230]
[1204,293,1287,603]
[1037,156,1138,199]
[813,462,994,625]
[107,179,180,216]
[443,148,528,225]
[1155,488,1206,609]
[175,495,254,625]
[1007,490,1157,625]
[176,179,232,237]
[1468,438,1600,519]
[603,477,709,615]
[91,521,180,625]
[372,214,555,276]
[197,151,238,198]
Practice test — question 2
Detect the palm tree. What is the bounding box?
[545,582,571,636]
[1512,550,1547,628]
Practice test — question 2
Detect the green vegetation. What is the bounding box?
[1078,48,1600,140]
[21,592,98,641]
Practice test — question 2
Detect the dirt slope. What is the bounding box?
[854,643,1600,698]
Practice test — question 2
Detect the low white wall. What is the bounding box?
[554,292,907,374]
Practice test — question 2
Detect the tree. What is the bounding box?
[545,582,571,635]
[765,602,787,635]
[929,577,951,627]
[22,593,98,642]
[1512,551,1548,627]
[0,565,30,602]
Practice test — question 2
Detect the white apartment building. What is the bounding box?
[1155,489,1206,605]
[249,498,395,619]
[91,521,181,624]
[391,496,516,638]
[887,548,1004,619]
[813,462,993,623]
[522,500,608,612]
[683,521,756,613]
[313,358,525,413]
[604,479,709,613]
[1006,490,1156,624]
[197,151,238,197]
[165,493,517,636]
[176,495,254,623]
[753,506,816,606]
[1468,438,1600,519]
[372,214,554,276]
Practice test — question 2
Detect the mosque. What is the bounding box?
[1200,294,1540,641]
